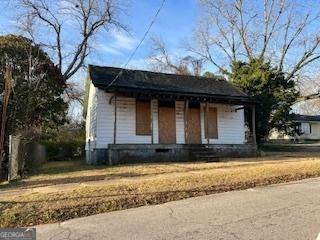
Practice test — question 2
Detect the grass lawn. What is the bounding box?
[1,152,320,227]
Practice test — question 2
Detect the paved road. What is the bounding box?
[37,178,320,240]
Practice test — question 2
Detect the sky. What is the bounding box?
[2,0,320,81]
[88,0,199,69]
[0,0,200,118]
[1,0,320,117]
[0,0,200,77]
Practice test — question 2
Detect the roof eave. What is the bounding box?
[94,84,256,105]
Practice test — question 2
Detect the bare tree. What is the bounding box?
[192,0,320,81]
[149,37,204,76]
[65,81,85,105]
[292,74,320,114]
[14,0,126,105]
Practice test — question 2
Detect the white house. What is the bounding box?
[85,65,257,165]
[270,114,320,140]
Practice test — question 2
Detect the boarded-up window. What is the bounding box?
[185,106,201,144]
[136,100,151,135]
[205,107,218,139]
[159,106,176,144]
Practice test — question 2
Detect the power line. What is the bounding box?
[107,0,166,88]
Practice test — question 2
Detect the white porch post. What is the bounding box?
[205,102,209,145]
[184,100,189,143]
[113,94,117,144]
[151,99,154,144]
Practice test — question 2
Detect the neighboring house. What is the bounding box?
[85,65,257,165]
[295,115,320,139]
[269,114,320,140]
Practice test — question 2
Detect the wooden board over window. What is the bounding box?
[158,106,176,144]
[205,107,218,139]
[185,107,201,144]
[136,100,151,135]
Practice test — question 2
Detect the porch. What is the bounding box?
[110,93,257,144]
[86,65,258,165]
[107,143,258,165]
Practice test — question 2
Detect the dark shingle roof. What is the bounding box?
[89,65,249,101]
[293,114,320,122]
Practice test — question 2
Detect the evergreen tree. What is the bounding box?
[229,59,299,142]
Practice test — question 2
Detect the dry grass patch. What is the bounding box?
[1,152,318,190]
[1,154,320,227]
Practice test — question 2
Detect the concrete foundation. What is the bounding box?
[86,148,109,165]
[86,144,258,165]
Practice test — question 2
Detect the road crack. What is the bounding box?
[163,204,180,221]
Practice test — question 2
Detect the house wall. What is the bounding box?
[92,92,246,146]
[300,122,320,139]
[269,122,320,141]
[86,86,248,164]
[200,103,245,144]
[95,90,115,148]
[176,101,185,144]
[85,82,98,151]
[113,96,152,144]
[301,122,310,135]
[151,99,159,144]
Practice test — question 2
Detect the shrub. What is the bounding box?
[40,125,85,161]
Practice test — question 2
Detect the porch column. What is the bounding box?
[151,99,154,144]
[184,100,189,143]
[252,105,257,145]
[205,102,209,145]
[113,94,117,144]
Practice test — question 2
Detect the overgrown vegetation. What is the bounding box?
[1,154,320,227]
[40,123,85,161]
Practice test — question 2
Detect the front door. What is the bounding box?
[158,106,176,144]
[185,107,201,144]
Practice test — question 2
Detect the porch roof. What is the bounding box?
[293,114,320,122]
[89,65,255,105]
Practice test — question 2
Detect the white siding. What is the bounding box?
[270,122,320,140]
[176,101,185,144]
[301,122,310,135]
[95,91,115,148]
[151,100,159,144]
[85,82,98,150]
[115,97,152,144]
[310,123,320,138]
[91,90,246,147]
[200,103,245,144]
[299,122,320,139]
[95,93,156,148]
